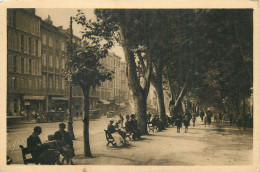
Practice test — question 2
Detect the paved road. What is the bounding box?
[7,117,253,165]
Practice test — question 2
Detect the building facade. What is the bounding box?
[7,9,132,118]
[7,9,42,116]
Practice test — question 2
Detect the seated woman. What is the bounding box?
[27,126,59,164]
[54,123,75,165]
[107,120,127,146]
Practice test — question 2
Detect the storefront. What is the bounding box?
[23,95,45,114]
[50,96,68,112]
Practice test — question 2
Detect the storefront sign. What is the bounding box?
[23,96,45,100]
[24,101,30,106]
[52,97,68,101]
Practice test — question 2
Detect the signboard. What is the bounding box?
[52,97,68,101]
[24,101,30,106]
[23,96,45,100]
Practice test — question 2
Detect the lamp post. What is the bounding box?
[68,16,75,140]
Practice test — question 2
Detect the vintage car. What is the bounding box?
[89,109,102,119]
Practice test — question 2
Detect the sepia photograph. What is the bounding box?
[1,1,260,171]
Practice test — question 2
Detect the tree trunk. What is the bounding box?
[173,81,188,115]
[119,24,151,135]
[81,85,92,157]
[134,94,148,135]
[152,79,167,125]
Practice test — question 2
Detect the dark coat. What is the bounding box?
[27,134,43,159]
[54,130,73,147]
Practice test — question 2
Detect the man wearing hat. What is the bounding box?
[130,114,141,140]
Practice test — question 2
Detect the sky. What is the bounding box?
[36,8,125,60]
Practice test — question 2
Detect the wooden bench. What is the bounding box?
[19,145,38,165]
[104,130,116,147]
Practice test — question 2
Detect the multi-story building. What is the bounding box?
[40,15,68,113]
[7,9,42,116]
[98,53,121,102]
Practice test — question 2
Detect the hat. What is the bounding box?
[110,119,114,122]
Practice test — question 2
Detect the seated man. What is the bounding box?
[130,114,141,140]
[107,119,127,146]
[54,123,74,165]
[27,126,58,164]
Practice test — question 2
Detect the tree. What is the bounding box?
[94,9,162,134]
[66,11,114,157]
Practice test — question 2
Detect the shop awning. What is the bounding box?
[98,99,110,104]
[23,96,45,100]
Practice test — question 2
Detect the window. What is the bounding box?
[42,53,46,66]
[56,57,59,69]
[29,59,32,74]
[35,40,38,56]
[21,35,24,53]
[28,37,31,54]
[35,61,38,75]
[35,79,38,90]
[13,56,16,72]
[49,55,53,67]
[14,98,18,113]
[13,10,16,28]
[42,74,46,88]
[61,77,65,89]
[49,75,53,89]
[61,59,65,69]
[14,77,17,90]
[61,42,65,51]
[28,79,32,90]
[56,77,59,90]
[49,36,53,47]
[42,35,46,45]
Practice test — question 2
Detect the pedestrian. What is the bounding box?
[200,111,205,122]
[219,112,222,122]
[229,113,233,126]
[204,114,207,127]
[183,114,189,133]
[34,111,38,123]
[206,110,212,127]
[192,113,196,127]
[130,114,141,140]
[214,113,217,122]
[175,114,182,133]
[75,111,79,119]
[119,114,124,128]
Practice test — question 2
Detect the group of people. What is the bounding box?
[107,114,142,147]
[27,123,75,165]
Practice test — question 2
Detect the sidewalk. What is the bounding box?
[72,121,253,165]
[7,118,253,165]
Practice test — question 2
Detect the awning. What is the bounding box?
[98,99,110,104]
[52,97,68,101]
[23,96,45,100]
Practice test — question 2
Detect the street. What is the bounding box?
[7,117,253,165]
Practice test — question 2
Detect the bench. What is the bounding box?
[104,130,116,147]
[19,145,38,165]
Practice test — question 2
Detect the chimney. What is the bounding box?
[44,15,53,25]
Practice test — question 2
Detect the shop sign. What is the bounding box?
[23,96,45,100]
[24,101,30,106]
[52,97,68,101]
